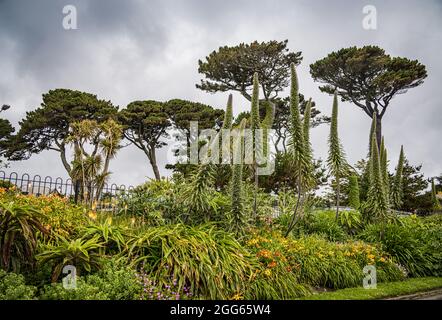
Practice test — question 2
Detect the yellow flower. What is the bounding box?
[88,211,97,220]
[231,293,243,300]
[263,269,272,277]
[367,254,375,260]
[379,257,386,262]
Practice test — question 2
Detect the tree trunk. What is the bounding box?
[376,115,382,150]
[148,148,161,180]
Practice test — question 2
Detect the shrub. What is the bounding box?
[39,257,142,300]
[37,236,104,282]
[1,192,88,240]
[0,198,49,271]
[81,216,130,255]
[246,229,403,290]
[358,215,442,277]
[294,210,348,242]
[128,223,258,299]
[118,179,175,225]
[39,278,108,300]
[0,269,37,300]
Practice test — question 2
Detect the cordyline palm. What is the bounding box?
[327,90,349,220]
[391,145,405,209]
[0,200,49,271]
[37,235,103,282]
[285,63,313,237]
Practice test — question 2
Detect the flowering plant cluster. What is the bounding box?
[136,265,194,300]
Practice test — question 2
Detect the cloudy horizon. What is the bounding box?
[1,0,441,188]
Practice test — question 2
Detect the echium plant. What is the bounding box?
[285,63,314,237]
[249,73,275,218]
[327,90,349,220]
[365,114,389,222]
[390,145,405,209]
[230,118,248,237]
[380,136,390,207]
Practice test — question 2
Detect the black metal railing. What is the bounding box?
[0,170,134,211]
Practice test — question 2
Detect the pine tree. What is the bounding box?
[365,114,389,222]
[431,178,442,211]
[285,63,313,237]
[391,145,405,209]
[327,90,348,220]
[348,174,360,210]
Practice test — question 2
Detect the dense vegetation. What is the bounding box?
[0,41,441,300]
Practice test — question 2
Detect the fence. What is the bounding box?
[0,171,135,211]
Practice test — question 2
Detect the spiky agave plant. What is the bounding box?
[327,90,349,220]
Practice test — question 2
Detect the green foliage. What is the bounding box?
[364,115,389,222]
[37,236,104,282]
[197,40,302,101]
[380,137,390,206]
[247,230,403,290]
[5,89,118,183]
[179,164,217,223]
[285,63,314,236]
[348,175,360,210]
[391,145,405,209]
[310,46,427,144]
[359,216,442,277]
[81,216,129,255]
[128,224,257,299]
[0,269,37,300]
[327,91,349,218]
[119,100,170,180]
[230,119,247,237]
[118,179,175,224]
[0,198,49,271]
[431,178,441,211]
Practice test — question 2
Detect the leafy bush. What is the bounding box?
[1,192,88,240]
[0,269,37,300]
[118,179,176,225]
[0,198,49,271]
[128,223,258,299]
[81,216,130,255]
[37,236,104,282]
[246,229,403,290]
[359,215,442,277]
[39,278,108,300]
[40,258,142,300]
[294,210,348,242]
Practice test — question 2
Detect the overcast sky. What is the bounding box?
[0,0,441,187]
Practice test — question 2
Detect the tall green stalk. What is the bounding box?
[327,90,348,220]
[284,63,312,237]
[391,145,405,209]
[365,114,389,222]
